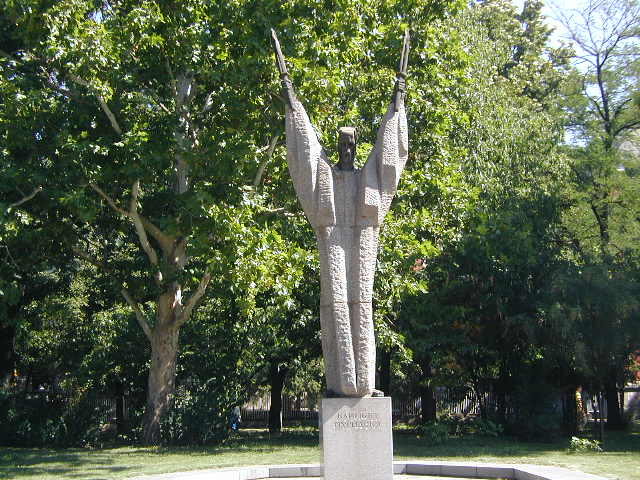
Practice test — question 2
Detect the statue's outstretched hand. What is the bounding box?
[271,29,297,110]
[394,29,410,112]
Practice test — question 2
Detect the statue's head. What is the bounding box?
[337,127,356,171]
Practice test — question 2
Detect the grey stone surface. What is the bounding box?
[127,461,610,480]
[476,464,516,478]
[320,397,394,480]
[393,463,407,474]
[269,465,321,478]
[440,464,479,477]
[404,463,443,476]
[284,96,408,396]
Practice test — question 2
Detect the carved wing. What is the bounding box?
[358,99,408,224]
[285,99,336,226]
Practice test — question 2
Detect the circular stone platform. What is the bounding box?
[128,461,608,480]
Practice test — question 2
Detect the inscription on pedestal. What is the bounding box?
[333,408,382,432]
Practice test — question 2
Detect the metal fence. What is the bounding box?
[241,388,490,425]
[13,391,129,424]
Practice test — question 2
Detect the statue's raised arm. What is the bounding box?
[394,29,410,112]
[359,29,410,224]
[271,29,298,110]
[270,29,335,226]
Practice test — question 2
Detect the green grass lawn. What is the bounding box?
[0,427,638,480]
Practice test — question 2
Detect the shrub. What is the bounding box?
[567,436,603,454]
[438,414,503,437]
[160,380,234,445]
[470,418,503,437]
[0,390,67,447]
[416,421,449,445]
[0,389,119,447]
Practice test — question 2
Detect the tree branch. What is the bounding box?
[121,289,153,341]
[72,246,108,271]
[8,186,42,208]
[89,182,174,252]
[201,91,215,113]
[252,132,281,187]
[68,74,123,135]
[176,269,211,327]
[129,180,159,268]
[613,120,640,137]
[612,97,633,119]
[166,58,177,99]
[89,182,129,215]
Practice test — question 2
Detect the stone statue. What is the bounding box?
[272,30,409,397]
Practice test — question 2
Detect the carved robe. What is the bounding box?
[285,97,408,396]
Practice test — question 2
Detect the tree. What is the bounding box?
[395,0,572,433]
[558,0,640,261]
[2,0,468,444]
[557,0,640,428]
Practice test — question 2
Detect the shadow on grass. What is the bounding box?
[1,425,637,479]
[0,448,131,479]
[0,429,321,478]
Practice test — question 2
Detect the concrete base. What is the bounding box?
[320,397,393,480]
[128,461,610,480]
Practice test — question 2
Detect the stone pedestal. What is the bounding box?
[320,397,393,480]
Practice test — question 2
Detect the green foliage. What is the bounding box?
[416,420,449,445]
[396,0,572,427]
[0,390,66,447]
[160,381,232,446]
[0,389,117,448]
[2,0,637,446]
[440,414,504,437]
[567,436,603,454]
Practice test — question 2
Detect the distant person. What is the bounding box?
[575,386,587,431]
[230,405,241,431]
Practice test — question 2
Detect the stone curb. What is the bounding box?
[128,461,608,480]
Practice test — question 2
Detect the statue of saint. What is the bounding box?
[272,30,409,397]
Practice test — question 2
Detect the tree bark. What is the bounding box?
[0,322,16,388]
[378,348,392,396]
[418,356,437,422]
[605,379,624,429]
[114,381,125,432]
[268,362,288,433]
[143,321,180,444]
[563,387,578,436]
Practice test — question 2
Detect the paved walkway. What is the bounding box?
[283,477,480,480]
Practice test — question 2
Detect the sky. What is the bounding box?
[511,0,587,46]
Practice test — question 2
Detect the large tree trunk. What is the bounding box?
[418,356,437,422]
[0,322,16,388]
[143,319,180,444]
[268,362,288,434]
[563,387,579,435]
[378,348,392,396]
[605,379,624,429]
[115,381,125,432]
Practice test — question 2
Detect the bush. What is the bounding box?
[160,380,234,445]
[416,421,449,445]
[469,418,503,437]
[567,436,603,453]
[438,414,503,437]
[0,389,119,447]
[0,390,67,447]
[61,393,118,448]
[505,376,564,441]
